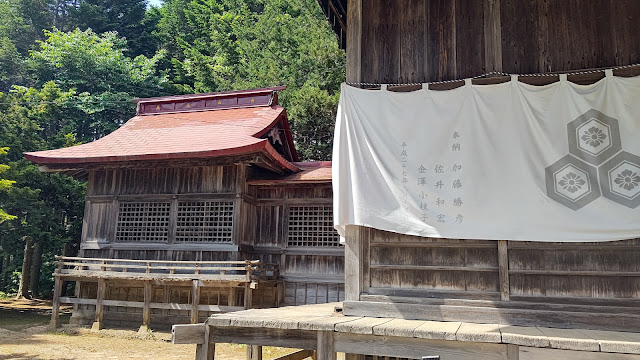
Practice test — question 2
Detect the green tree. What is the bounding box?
[65,0,158,57]
[156,0,345,159]
[0,148,16,223]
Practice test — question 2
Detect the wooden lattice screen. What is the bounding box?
[287,205,340,247]
[175,201,234,243]
[115,202,171,242]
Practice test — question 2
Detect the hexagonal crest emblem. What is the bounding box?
[567,109,621,166]
[598,151,640,208]
[545,155,601,210]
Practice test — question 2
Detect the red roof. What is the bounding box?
[249,161,332,184]
[25,105,298,172]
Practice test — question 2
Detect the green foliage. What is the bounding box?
[0,148,17,223]
[65,0,158,57]
[157,0,345,159]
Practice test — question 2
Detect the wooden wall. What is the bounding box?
[346,0,640,83]
[251,184,345,306]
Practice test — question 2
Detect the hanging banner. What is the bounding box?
[333,73,640,242]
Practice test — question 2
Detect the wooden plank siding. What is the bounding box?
[348,0,640,84]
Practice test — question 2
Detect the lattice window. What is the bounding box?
[116,202,170,242]
[287,205,340,247]
[175,201,234,243]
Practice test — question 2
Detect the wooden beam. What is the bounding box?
[191,279,201,324]
[172,324,205,345]
[273,350,315,360]
[49,275,63,330]
[498,240,510,301]
[246,345,263,360]
[228,287,238,307]
[316,331,336,360]
[333,332,510,360]
[92,278,106,331]
[344,355,365,360]
[346,0,362,83]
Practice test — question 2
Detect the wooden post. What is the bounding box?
[498,240,510,301]
[244,262,253,309]
[49,273,63,330]
[191,279,201,324]
[92,278,106,331]
[346,0,362,83]
[195,324,215,360]
[228,287,237,307]
[316,331,336,360]
[345,225,368,301]
[139,281,152,333]
[483,0,503,73]
[246,345,262,360]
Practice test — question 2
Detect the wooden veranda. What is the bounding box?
[50,256,279,332]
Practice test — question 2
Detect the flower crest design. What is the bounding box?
[581,126,607,147]
[614,169,640,191]
[558,172,586,193]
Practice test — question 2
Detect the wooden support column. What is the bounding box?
[483,0,503,73]
[191,279,201,324]
[316,331,336,360]
[228,287,237,307]
[92,278,106,331]
[344,225,368,301]
[244,261,254,309]
[139,281,152,333]
[246,345,262,360]
[498,240,510,301]
[195,324,215,360]
[49,275,63,330]
[346,0,362,83]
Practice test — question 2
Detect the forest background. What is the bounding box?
[0,0,345,298]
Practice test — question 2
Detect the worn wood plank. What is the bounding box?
[272,350,314,360]
[92,278,106,331]
[333,332,509,360]
[247,345,262,360]
[519,346,640,360]
[172,324,205,345]
[191,279,201,324]
[344,226,362,301]
[346,0,362,83]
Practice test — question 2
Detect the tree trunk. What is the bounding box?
[1,255,10,292]
[0,255,4,290]
[30,242,42,298]
[16,237,33,299]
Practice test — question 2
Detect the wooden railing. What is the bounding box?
[53,256,278,282]
[50,256,280,332]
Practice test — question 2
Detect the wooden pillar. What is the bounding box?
[243,283,253,310]
[228,287,237,306]
[49,275,63,330]
[196,324,216,360]
[92,278,106,331]
[246,345,262,360]
[316,331,336,360]
[498,240,510,301]
[139,281,152,333]
[346,0,362,83]
[344,225,368,301]
[483,0,503,73]
[191,279,201,324]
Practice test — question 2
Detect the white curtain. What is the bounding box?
[333,72,640,242]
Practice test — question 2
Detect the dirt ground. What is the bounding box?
[0,298,301,360]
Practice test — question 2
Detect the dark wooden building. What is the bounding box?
[172,2,640,360]
[25,87,344,330]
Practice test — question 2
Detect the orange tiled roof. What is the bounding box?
[249,161,332,184]
[25,105,298,172]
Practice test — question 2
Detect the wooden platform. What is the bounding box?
[173,302,640,360]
